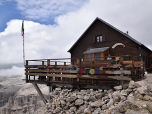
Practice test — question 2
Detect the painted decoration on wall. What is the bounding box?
[112,43,125,49]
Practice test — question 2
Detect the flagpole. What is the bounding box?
[23,33,25,66]
[22,20,25,66]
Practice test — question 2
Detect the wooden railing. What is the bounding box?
[25,56,145,88]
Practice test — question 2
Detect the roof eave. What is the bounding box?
[67,17,99,52]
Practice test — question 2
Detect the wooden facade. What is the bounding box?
[68,17,152,69]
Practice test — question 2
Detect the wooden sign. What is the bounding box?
[112,43,125,49]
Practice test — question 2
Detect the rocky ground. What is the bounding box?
[45,74,152,114]
[0,74,152,114]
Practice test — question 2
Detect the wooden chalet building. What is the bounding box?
[68,17,152,69]
[25,17,152,102]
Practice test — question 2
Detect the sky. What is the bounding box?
[0,0,152,76]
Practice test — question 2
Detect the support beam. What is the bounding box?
[32,83,47,105]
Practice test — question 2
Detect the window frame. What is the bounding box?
[94,53,101,61]
[96,35,102,42]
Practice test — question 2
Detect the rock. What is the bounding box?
[134,80,148,87]
[114,85,122,90]
[129,103,141,111]
[90,100,104,107]
[107,89,113,93]
[121,96,126,101]
[98,89,103,92]
[124,109,139,114]
[53,107,62,113]
[143,95,152,101]
[119,101,133,113]
[109,106,120,114]
[55,88,61,91]
[89,96,97,102]
[77,109,82,114]
[71,93,77,97]
[113,96,120,104]
[134,92,143,100]
[75,99,84,106]
[84,107,91,114]
[84,95,90,101]
[139,109,151,114]
[78,95,84,99]
[125,109,151,114]
[92,108,102,114]
[107,99,113,107]
[112,91,121,98]
[125,88,132,94]
[123,84,128,89]
[60,100,66,105]
[68,97,77,103]
[134,82,141,88]
[102,104,109,110]
[128,80,135,89]
[95,93,102,99]
[127,96,135,102]
[70,106,77,112]
[147,102,152,113]
[79,104,88,111]
[69,102,75,107]
[132,88,137,92]
[121,90,128,96]
[137,86,147,94]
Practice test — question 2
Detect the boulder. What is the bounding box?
[147,102,152,113]
[125,88,132,94]
[53,107,62,113]
[114,85,122,90]
[78,95,84,99]
[121,90,128,96]
[70,106,76,112]
[90,100,104,107]
[119,101,133,113]
[89,96,97,102]
[113,96,120,104]
[134,92,143,100]
[75,99,84,106]
[121,96,126,101]
[134,80,148,87]
[124,109,139,114]
[137,86,147,94]
[84,108,91,114]
[55,88,61,91]
[92,108,102,114]
[128,80,135,89]
[60,100,66,105]
[143,95,152,101]
[84,95,90,101]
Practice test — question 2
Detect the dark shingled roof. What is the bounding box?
[68,17,151,52]
[83,47,109,54]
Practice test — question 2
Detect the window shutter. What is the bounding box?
[102,35,106,42]
[93,36,96,43]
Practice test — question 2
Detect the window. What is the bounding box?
[95,54,101,61]
[96,35,102,42]
[87,54,93,61]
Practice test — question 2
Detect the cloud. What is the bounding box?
[15,0,89,21]
[0,66,24,76]
[1,0,152,78]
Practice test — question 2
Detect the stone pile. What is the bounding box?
[47,80,152,114]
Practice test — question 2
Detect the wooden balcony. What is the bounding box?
[25,56,145,89]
